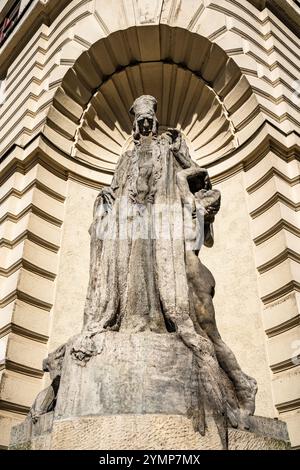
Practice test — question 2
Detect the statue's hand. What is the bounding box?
[196,189,221,222]
[203,173,212,191]
[99,186,114,198]
[93,187,115,220]
[165,128,182,152]
[98,186,115,208]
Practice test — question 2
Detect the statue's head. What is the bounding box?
[130,95,159,140]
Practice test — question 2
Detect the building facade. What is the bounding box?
[0,0,299,449]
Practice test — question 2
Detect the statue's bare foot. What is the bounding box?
[227,404,252,431]
[236,374,258,416]
[237,408,253,430]
[190,408,206,436]
[226,403,239,428]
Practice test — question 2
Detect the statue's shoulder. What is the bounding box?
[115,150,132,170]
[112,150,133,187]
[159,133,170,145]
[119,149,133,161]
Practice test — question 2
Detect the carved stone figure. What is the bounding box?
[11,95,292,451]
[67,95,257,442]
[27,345,65,423]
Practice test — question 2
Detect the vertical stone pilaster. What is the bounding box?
[245,148,300,447]
[0,153,67,447]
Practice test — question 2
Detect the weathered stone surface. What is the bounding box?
[70,95,258,436]
[50,415,223,450]
[9,330,290,450]
[10,413,290,450]
[228,428,289,451]
[2,0,300,449]
[246,415,289,442]
[55,332,198,420]
[8,94,292,450]
[9,412,54,450]
[9,419,32,450]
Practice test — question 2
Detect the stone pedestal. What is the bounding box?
[56,332,198,419]
[10,412,290,450]
[10,333,290,450]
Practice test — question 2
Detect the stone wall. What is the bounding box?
[0,0,299,448]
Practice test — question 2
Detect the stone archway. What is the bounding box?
[45,25,260,174]
[41,23,277,427]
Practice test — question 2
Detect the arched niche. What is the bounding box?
[45,25,259,173]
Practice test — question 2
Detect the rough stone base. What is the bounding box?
[9,331,291,450]
[10,412,54,450]
[10,413,290,450]
[55,332,199,420]
[51,415,223,450]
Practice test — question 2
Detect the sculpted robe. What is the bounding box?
[78,129,256,443]
[84,134,203,334]
[25,95,257,449]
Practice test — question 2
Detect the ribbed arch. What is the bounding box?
[46,25,260,172]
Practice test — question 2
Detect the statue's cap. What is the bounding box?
[129,95,157,120]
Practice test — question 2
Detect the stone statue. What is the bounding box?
[68,95,257,443]
[12,95,291,451]
[27,345,65,423]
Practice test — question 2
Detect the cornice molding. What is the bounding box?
[1,122,299,188]
[271,357,300,374]
[0,230,60,253]
[67,171,102,190]
[250,192,300,219]
[0,203,63,227]
[276,398,300,414]
[261,280,300,304]
[265,315,300,338]
[0,259,56,281]
[0,134,107,187]
[0,179,66,205]
[0,322,48,344]
[210,163,244,185]
[0,290,52,311]
[254,220,300,246]
[243,133,300,173]
[0,400,29,415]
[257,248,300,274]
[247,168,300,194]
[0,359,43,379]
